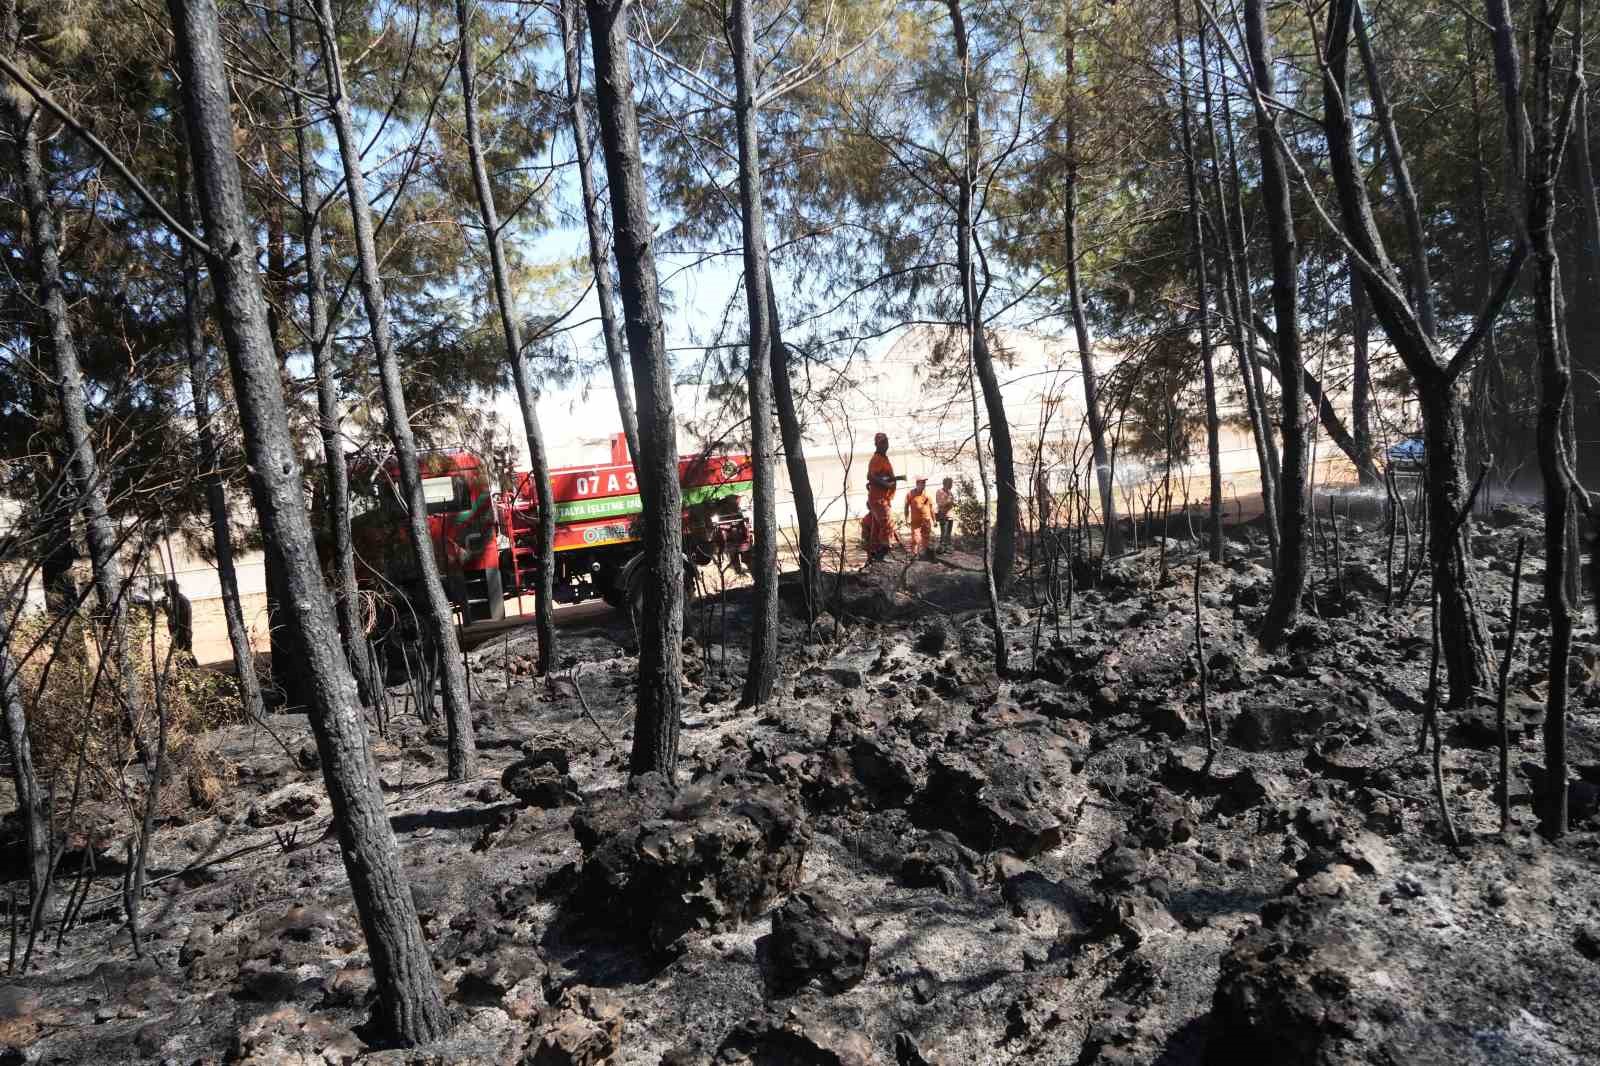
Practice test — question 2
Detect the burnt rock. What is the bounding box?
[912,752,1063,858]
[269,904,342,943]
[1489,503,1539,529]
[1003,982,1070,1042]
[1294,802,1349,849]
[1131,787,1196,849]
[996,854,1088,936]
[519,745,572,774]
[814,718,919,809]
[1228,700,1317,752]
[761,890,871,996]
[1340,563,1390,603]
[571,771,810,953]
[228,1004,362,1065]
[848,737,918,807]
[893,1031,947,1065]
[1147,700,1190,739]
[457,946,546,1006]
[246,783,321,828]
[898,830,982,897]
[1097,842,1144,891]
[1447,702,1502,749]
[1575,924,1600,961]
[826,662,867,689]
[1286,621,1331,655]
[711,1010,880,1066]
[914,619,953,655]
[524,986,622,1066]
[1218,767,1292,815]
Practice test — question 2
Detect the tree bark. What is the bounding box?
[1526,0,1577,837]
[1244,0,1308,644]
[0,617,48,912]
[1353,0,1436,340]
[1063,172,1122,559]
[312,0,476,780]
[3,26,148,766]
[585,0,685,776]
[1466,29,1508,484]
[1323,0,1496,702]
[767,270,821,618]
[1249,337,1378,484]
[947,0,1007,672]
[946,0,1017,592]
[559,0,640,466]
[457,0,556,676]
[1562,15,1598,603]
[730,0,778,707]
[168,0,450,1042]
[1349,252,1376,485]
[1175,0,1223,562]
[287,5,374,706]
[1061,35,1121,558]
[1199,19,1278,559]
[177,159,267,725]
[1221,79,1281,497]
[1566,65,1600,443]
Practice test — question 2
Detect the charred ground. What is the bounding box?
[3,501,1599,1065]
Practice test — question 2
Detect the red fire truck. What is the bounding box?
[348,435,753,622]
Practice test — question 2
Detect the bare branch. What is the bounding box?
[0,53,213,257]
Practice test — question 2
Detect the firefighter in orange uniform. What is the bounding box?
[905,477,935,558]
[864,432,899,562]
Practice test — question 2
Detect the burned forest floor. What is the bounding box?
[4,499,1600,1065]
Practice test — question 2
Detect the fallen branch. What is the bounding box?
[570,665,620,754]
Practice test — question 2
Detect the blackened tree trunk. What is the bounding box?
[767,270,821,618]
[1524,0,1578,837]
[559,0,640,466]
[1247,332,1378,483]
[585,0,685,776]
[312,0,476,781]
[1205,58,1279,560]
[947,0,1017,591]
[1322,0,1506,704]
[1063,163,1121,557]
[948,0,1007,673]
[168,0,449,1042]
[287,7,374,705]
[457,0,556,676]
[4,32,147,765]
[1563,15,1598,599]
[1244,0,1309,644]
[0,617,47,910]
[177,163,267,724]
[1175,0,1223,562]
[1353,1,1436,340]
[1221,78,1281,498]
[1061,34,1120,558]
[730,0,778,707]
[37,465,78,616]
[1349,252,1376,485]
[1568,65,1600,469]
[262,552,303,709]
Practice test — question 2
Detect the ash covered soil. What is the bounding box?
[7,501,1600,1065]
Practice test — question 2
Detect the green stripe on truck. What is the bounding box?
[549,480,751,525]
